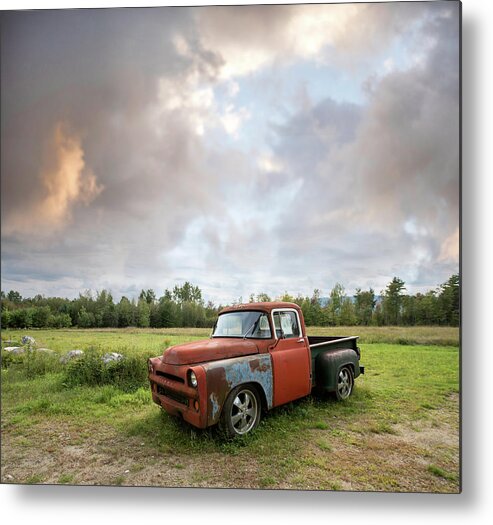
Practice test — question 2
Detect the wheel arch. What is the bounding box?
[203,354,273,426]
[221,381,268,414]
[315,348,359,393]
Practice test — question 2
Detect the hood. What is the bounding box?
[162,338,259,366]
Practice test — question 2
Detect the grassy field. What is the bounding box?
[1,326,460,492]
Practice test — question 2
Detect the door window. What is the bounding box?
[273,311,300,339]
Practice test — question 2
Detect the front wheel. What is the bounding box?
[335,366,354,401]
[220,385,261,438]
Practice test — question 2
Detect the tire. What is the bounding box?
[220,385,261,438]
[335,366,354,401]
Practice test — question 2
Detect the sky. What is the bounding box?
[0,1,460,304]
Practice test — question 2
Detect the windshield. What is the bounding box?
[212,311,272,339]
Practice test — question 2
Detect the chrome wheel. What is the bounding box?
[337,367,353,400]
[230,388,258,435]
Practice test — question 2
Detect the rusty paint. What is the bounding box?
[270,338,312,407]
[203,365,228,426]
[220,301,303,315]
[249,357,270,373]
[148,358,208,428]
[163,338,259,366]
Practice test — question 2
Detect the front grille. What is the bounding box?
[156,370,184,384]
[157,384,189,407]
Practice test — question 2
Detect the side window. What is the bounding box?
[273,311,300,339]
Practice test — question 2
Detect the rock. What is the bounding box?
[102,352,124,364]
[60,349,84,363]
[22,336,36,345]
[36,348,55,354]
[5,474,13,481]
[4,346,25,354]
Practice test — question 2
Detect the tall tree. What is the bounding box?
[7,290,22,304]
[382,277,406,325]
[340,297,357,325]
[136,299,151,328]
[354,288,376,325]
[139,289,156,305]
[327,283,345,325]
[173,282,203,305]
[309,289,323,326]
[437,274,460,326]
[117,297,134,327]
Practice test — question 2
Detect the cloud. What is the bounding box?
[3,122,103,236]
[439,227,460,262]
[0,4,459,302]
[192,3,425,79]
[261,3,460,293]
[0,8,228,296]
[220,104,251,137]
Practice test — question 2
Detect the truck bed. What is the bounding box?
[308,336,360,388]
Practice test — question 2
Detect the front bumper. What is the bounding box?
[148,358,208,429]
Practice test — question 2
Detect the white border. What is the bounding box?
[2,1,492,525]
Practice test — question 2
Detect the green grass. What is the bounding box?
[308,325,459,346]
[427,464,458,482]
[25,474,45,484]
[58,473,75,484]
[1,327,459,491]
[1,324,459,351]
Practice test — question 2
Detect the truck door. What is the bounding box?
[270,309,311,407]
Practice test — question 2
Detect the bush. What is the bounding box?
[1,349,24,369]
[64,350,147,391]
[1,348,61,377]
[23,350,62,378]
[1,309,11,329]
[48,313,72,328]
[9,308,34,328]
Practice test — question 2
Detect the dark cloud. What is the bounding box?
[1,7,228,296]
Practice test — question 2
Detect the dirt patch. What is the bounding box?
[282,394,460,493]
[1,398,459,492]
[1,420,263,488]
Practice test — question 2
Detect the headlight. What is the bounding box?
[148,360,154,374]
[188,370,198,388]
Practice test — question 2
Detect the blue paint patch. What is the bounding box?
[206,354,273,409]
[209,392,220,420]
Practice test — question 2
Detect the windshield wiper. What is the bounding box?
[243,318,260,339]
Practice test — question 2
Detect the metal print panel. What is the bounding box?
[0,1,460,493]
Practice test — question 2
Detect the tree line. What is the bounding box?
[0,274,459,330]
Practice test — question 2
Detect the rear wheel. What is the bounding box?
[220,385,261,438]
[335,366,354,401]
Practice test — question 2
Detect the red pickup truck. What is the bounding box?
[148,301,364,437]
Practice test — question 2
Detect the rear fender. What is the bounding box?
[202,354,273,426]
[315,348,360,393]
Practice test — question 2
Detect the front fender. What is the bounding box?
[202,354,273,426]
